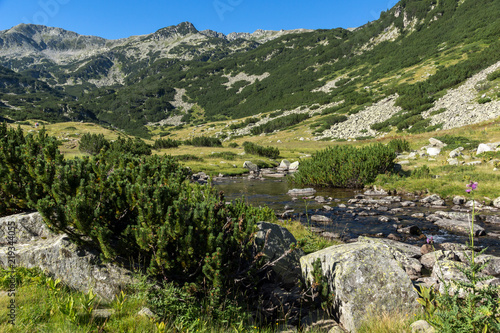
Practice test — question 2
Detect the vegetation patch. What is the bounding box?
[242,141,280,159]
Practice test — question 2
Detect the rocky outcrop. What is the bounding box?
[254,222,304,287]
[0,212,135,301]
[300,241,419,332]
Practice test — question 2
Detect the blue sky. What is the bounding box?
[0,0,399,39]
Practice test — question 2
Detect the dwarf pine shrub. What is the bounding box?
[292,141,398,188]
[0,123,275,312]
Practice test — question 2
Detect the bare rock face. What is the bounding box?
[0,212,135,301]
[300,241,419,333]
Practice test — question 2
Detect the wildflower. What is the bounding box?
[465,181,478,193]
[426,236,433,244]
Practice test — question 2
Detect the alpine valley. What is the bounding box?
[0,0,499,139]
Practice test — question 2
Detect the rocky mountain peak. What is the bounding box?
[149,21,199,41]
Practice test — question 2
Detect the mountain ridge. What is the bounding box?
[0,0,498,139]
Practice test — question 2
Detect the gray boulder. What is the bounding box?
[410,320,435,333]
[243,161,259,172]
[493,197,500,208]
[477,143,495,155]
[310,215,333,223]
[429,138,447,148]
[434,218,486,236]
[254,222,304,287]
[300,241,418,332]
[279,159,291,169]
[287,188,316,196]
[0,212,52,244]
[449,147,464,158]
[426,147,441,156]
[289,161,300,170]
[0,213,135,301]
[420,194,442,204]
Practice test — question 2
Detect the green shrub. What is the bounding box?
[185,136,222,147]
[292,142,397,188]
[79,133,110,155]
[386,138,410,153]
[487,69,500,81]
[153,138,180,149]
[174,154,204,161]
[250,114,309,135]
[242,142,280,159]
[0,124,276,314]
[227,142,238,148]
[209,152,238,160]
[434,135,481,151]
[478,97,492,104]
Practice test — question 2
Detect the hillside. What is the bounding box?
[0,0,499,138]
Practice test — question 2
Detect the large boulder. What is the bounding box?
[287,188,316,196]
[0,212,135,301]
[254,222,305,287]
[493,197,500,209]
[243,161,259,172]
[428,138,447,148]
[434,218,486,236]
[477,143,495,155]
[300,241,419,332]
[289,161,300,170]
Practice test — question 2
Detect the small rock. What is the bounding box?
[279,160,291,169]
[287,188,316,196]
[289,161,300,170]
[323,205,333,211]
[453,196,466,205]
[448,158,460,166]
[412,213,425,218]
[449,147,464,158]
[410,319,435,333]
[138,307,155,318]
[398,225,422,236]
[315,196,327,203]
[420,244,433,255]
[493,197,500,208]
[420,194,442,204]
[243,161,259,172]
[429,138,446,148]
[427,147,441,156]
[310,215,333,223]
[387,233,401,241]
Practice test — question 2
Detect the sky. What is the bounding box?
[0,0,400,39]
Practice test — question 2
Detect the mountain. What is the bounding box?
[0,0,499,138]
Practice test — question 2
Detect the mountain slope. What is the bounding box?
[0,0,498,138]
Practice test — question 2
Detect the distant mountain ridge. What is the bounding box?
[0,0,498,139]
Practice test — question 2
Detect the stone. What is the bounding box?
[321,232,341,240]
[0,212,52,244]
[431,259,468,295]
[398,225,422,236]
[310,215,333,223]
[420,194,442,204]
[315,196,327,203]
[434,218,486,236]
[449,147,464,158]
[279,159,291,169]
[493,197,500,208]
[289,161,300,170]
[364,187,388,196]
[476,254,500,277]
[254,222,304,287]
[420,250,457,270]
[300,242,418,333]
[477,143,495,155]
[430,199,445,207]
[410,320,435,333]
[420,244,433,255]
[465,160,482,166]
[243,161,259,172]
[0,214,137,301]
[426,147,441,156]
[92,308,115,319]
[447,158,460,165]
[287,188,316,196]
[429,138,447,148]
[452,196,466,205]
[138,307,155,318]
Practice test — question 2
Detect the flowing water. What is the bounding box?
[213,176,500,256]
